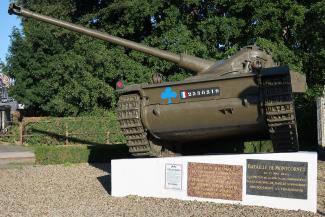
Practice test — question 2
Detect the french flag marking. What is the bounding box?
[180,91,188,99]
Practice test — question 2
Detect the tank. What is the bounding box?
[9,4,307,157]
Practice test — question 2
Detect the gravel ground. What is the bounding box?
[0,162,324,217]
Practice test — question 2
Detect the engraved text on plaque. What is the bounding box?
[246,159,308,199]
[187,162,243,201]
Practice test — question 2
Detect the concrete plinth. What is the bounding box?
[112,152,317,213]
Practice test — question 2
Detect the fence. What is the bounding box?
[0,120,20,144]
[0,116,124,146]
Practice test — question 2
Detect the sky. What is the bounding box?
[0,0,21,63]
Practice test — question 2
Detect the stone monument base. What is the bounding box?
[111,152,317,212]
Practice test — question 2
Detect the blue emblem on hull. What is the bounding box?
[161,87,177,104]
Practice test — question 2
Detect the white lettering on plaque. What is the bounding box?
[165,164,182,190]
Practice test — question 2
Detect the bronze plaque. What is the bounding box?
[246,159,308,199]
[187,162,243,201]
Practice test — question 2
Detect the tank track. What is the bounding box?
[262,74,299,152]
[117,94,158,157]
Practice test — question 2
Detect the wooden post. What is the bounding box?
[65,123,69,145]
[106,131,110,144]
[317,93,325,158]
[19,120,25,145]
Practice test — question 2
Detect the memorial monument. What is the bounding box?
[112,152,317,212]
[8,4,317,213]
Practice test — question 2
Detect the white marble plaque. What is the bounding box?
[165,164,182,190]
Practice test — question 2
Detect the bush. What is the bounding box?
[244,140,273,153]
[23,112,125,146]
[33,144,130,165]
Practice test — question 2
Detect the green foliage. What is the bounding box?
[33,144,130,165]
[24,112,125,146]
[299,1,325,86]
[244,140,273,153]
[0,123,20,144]
[256,38,303,71]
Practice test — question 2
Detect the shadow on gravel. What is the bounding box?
[91,163,111,173]
[87,144,132,163]
[87,143,134,196]
[91,163,112,195]
[97,174,112,195]
[318,210,325,215]
[318,147,325,161]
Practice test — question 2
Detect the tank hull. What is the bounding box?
[117,67,300,156]
[141,74,267,142]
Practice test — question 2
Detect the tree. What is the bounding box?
[7,0,118,116]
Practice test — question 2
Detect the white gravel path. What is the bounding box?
[0,162,324,217]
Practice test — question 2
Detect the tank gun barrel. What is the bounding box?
[8,3,215,74]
